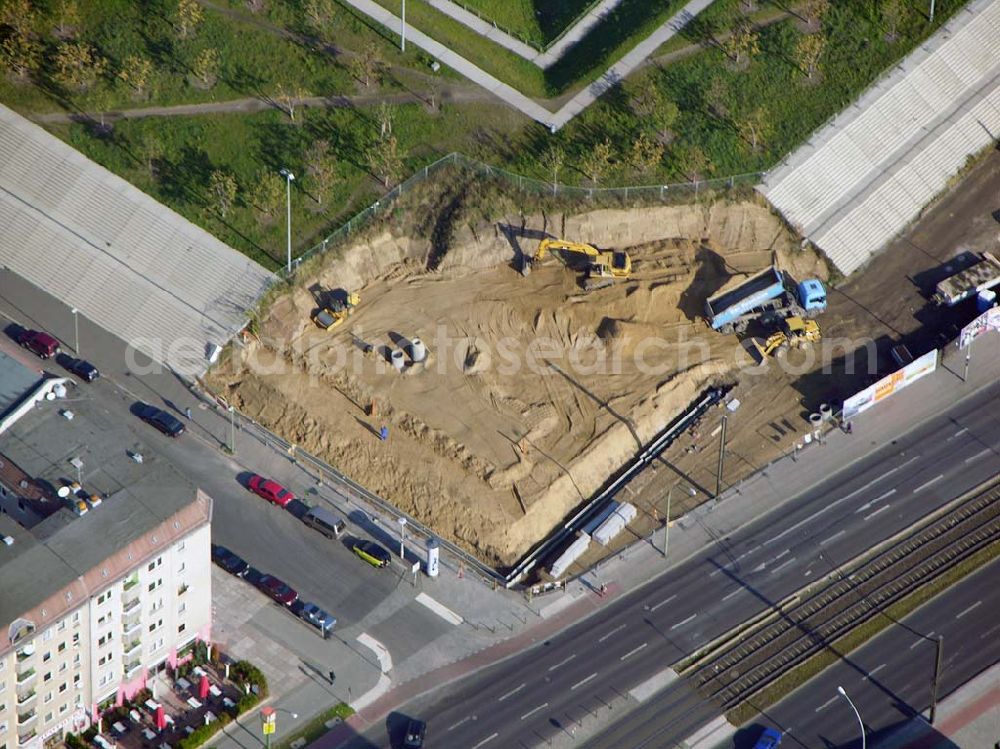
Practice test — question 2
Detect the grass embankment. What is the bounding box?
[446,0,597,48]
[727,539,1000,725]
[272,704,354,749]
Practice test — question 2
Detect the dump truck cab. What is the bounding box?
[797,279,827,312]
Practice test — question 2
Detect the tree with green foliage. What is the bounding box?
[366,134,403,187]
[209,170,238,217]
[375,101,394,138]
[540,144,565,188]
[136,132,164,178]
[245,0,266,13]
[52,0,80,39]
[735,107,772,152]
[801,0,829,29]
[117,54,153,97]
[628,81,679,143]
[579,138,614,185]
[304,139,338,204]
[53,40,107,91]
[176,0,203,40]
[275,82,308,121]
[629,132,664,175]
[349,41,385,88]
[721,18,760,66]
[89,84,115,132]
[881,0,906,42]
[249,171,284,225]
[0,32,41,80]
[794,33,825,80]
[1,0,37,39]
[191,48,219,89]
[675,144,713,182]
[304,0,336,35]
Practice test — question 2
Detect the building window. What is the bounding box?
[57,643,65,653]
[147,562,155,572]
[177,624,186,634]
[60,703,69,714]
[72,634,79,646]
[147,582,155,592]
[178,602,186,614]
[42,652,50,663]
[58,663,66,674]
[41,630,52,642]
[44,712,52,722]
[148,623,156,633]
[43,692,53,704]
[57,621,66,632]
[72,612,80,625]
[58,683,66,694]
[177,541,185,551]
[43,672,51,683]
[98,635,107,647]
[178,562,185,573]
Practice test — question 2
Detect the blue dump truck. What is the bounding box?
[705,266,827,335]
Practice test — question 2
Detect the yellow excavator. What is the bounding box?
[312,291,360,330]
[752,316,821,360]
[522,238,632,291]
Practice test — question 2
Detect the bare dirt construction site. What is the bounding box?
[207,191,837,570]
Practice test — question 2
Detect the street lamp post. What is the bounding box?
[261,707,298,749]
[398,517,407,558]
[71,307,79,354]
[836,686,865,749]
[279,169,295,274]
[401,0,406,51]
[228,406,236,455]
[663,483,696,557]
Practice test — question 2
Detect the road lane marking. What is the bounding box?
[472,732,498,748]
[773,549,790,561]
[498,683,525,702]
[857,488,897,512]
[571,673,598,690]
[598,624,626,643]
[820,530,845,546]
[951,427,969,440]
[980,624,1000,640]
[649,595,676,612]
[864,505,890,521]
[815,695,838,712]
[966,448,992,463]
[864,664,886,681]
[912,474,944,494]
[620,642,648,661]
[723,588,743,601]
[448,716,472,731]
[709,546,759,576]
[956,601,982,619]
[415,592,464,625]
[910,631,934,650]
[771,558,796,575]
[520,703,548,721]
[548,654,576,672]
[671,615,697,631]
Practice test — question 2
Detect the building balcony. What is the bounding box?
[15,648,33,662]
[122,595,141,614]
[123,659,142,678]
[122,618,141,639]
[17,708,37,725]
[15,688,36,707]
[18,729,37,746]
[124,639,142,657]
[123,576,139,591]
[15,668,36,684]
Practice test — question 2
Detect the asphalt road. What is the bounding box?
[351,382,1000,749]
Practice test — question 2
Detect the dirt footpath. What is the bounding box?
[208,198,830,568]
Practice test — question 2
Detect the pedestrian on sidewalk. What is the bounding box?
[185,407,192,419]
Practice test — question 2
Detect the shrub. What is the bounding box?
[174,711,233,749]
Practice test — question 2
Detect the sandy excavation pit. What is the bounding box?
[208,200,827,568]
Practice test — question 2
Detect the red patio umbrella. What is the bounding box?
[155,705,166,731]
[198,675,209,700]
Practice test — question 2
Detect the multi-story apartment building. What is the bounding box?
[0,468,212,749]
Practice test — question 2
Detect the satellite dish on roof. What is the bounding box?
[57,486,71,498]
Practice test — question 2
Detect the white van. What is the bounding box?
[303,506,346,539]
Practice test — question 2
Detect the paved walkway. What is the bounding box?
[339,0,717,129]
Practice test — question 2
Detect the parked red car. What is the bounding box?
[17,330,60,359]
[247,475,294,507]
[257,574,298,606]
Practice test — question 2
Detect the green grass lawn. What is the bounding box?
[453,0,598,47]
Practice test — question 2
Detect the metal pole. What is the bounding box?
[663,485,673,557]
[715,414,728,498]
[929,635,944,724]
[963,338,972,382]
[399,518,407,558]
[837,686,866,749]
[280,169,294,273]
[401,0,406,51]
[229,406,236,455]
[930,0,935,22]
[71,307,79,354]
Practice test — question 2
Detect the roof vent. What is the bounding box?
[19,480,28,489]
[2,535,13,546]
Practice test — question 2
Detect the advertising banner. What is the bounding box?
[959,306,1000,348]
[842,349,939,421]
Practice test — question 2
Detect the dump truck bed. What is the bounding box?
[705,267,784,329]
[934,252,1000,306]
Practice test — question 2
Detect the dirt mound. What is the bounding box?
[210,199,823,566]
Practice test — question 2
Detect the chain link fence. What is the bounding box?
[282,152,764,278]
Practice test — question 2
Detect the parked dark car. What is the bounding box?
[17,329,60,359]
[65,358,100,382]
[352,540,391,568]
[258,574,298,605]
[136,403,185,437]
[752,727,782,749]
[211,545,249,577]
[403,719,426,748]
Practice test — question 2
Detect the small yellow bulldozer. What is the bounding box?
[751,316,821,362]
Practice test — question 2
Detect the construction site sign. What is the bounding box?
[842,349,939,421]
[958,306,1000,348]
